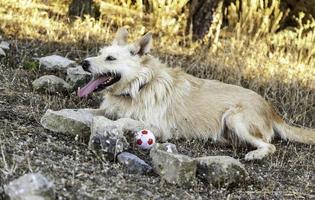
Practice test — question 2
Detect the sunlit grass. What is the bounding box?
[0,0,314,88]
[217,0,315,87]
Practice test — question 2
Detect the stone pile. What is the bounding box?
[150,143,248,187]
[31,55,90,94]
[40,108,249,187]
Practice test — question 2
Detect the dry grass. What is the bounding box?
[203,0,315,88]
[0,0,314,89]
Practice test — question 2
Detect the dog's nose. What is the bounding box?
[81,60,91,72]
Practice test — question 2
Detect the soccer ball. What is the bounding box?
[135,129,156,150]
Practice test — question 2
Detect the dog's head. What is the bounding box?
[78,28,153,97]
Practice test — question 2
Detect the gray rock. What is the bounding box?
[37,55,75,71]
[0,41,10,49]
[40,109,93,139]
[117,152,152,174]
[4,173,55,200]
[150,143,197,186]
[66,65,91,88]
[0,186,4,198]
[32,75,72,94]
[195,156,248,187]
[153,142,178,153]
[0,48,5,56]
[89,116,129,160]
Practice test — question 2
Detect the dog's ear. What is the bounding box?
[130,32,152,56]
[112,27,128,46]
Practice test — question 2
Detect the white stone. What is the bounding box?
[40,109,93,138]
[32,75,72,94]
[37,55,75,71]
[4,173,55,200]
[0,48,5,56]
[0,41,10,49]
[89,116,129,160]
[150,143,197,186]
[195,156,248,187]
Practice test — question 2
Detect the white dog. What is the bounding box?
[78,28,315,160]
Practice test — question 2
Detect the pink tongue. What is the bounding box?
[77,76,110,97]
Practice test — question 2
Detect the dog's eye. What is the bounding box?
[106,56,116,61]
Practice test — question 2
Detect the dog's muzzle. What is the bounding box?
[81,60,91,73]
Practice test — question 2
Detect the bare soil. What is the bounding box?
[0,39,314,200]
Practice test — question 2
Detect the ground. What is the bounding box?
[0,39,314,200]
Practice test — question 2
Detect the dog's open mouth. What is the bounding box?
[77,72,121,97]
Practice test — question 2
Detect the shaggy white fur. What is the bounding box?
[82,28,315,160]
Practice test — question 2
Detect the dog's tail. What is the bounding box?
[273,116,315,144]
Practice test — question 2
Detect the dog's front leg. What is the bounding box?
[81,108,105,116]
[81,108,117,120]
[118,118,162,138]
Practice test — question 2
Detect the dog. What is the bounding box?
[78,28,315,160]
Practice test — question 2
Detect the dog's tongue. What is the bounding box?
[77,76,109,97]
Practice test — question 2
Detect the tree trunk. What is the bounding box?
[68,0,100,19]
[187,0,221,40]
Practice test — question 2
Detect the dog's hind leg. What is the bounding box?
[224,111,276,160]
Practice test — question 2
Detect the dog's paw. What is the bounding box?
[244,150,266,161]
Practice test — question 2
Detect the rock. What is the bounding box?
[150,143,197,186]
[66,65,91,88]
[32,75,72,94]
[117,152,152,174]
[89,116,129,160]
[0,48,5,56]
[37,55,75,71]
[40,109,93,138]
[195,156,248,187]
[0,186,4,198]
[4,173,55,200]
[0,41,10,49]
[154,142,178,153]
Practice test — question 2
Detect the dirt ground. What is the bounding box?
[0,39,314,200]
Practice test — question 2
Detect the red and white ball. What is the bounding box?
[135,129,156,150]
